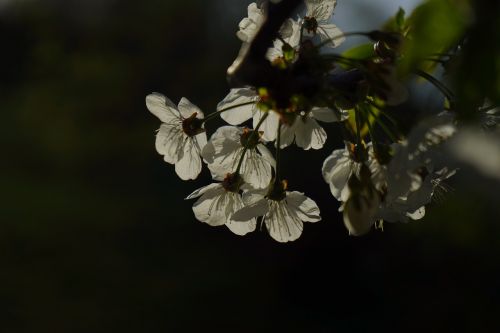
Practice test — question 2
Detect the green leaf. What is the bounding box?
[453,0,500,120]
[383,7,407,33]
[400,0,470,75]
[341,44,375,61]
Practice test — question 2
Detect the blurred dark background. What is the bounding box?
[1,0,499,332]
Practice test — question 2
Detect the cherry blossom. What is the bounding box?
[146,93,207,180]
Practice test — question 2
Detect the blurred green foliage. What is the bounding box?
[400,0,469,74]
[0,1,499,332]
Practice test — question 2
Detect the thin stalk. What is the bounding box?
[415,69,454,102]
[366,105,398,142]
[315,31,372,49]
[202,101,257,123]
[366,100,399,128]
[274,121,282,184]
[354,107,363,146]
[479,104,499,113]
[235,112,269,174]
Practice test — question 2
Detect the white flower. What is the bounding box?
[447,128,500,181]
[237,3,265,43]
[231,186,321,243]
[342,184,380,236]
[378,167,456,223]
[322,144,365,202]
[202,126,275,189]
[217,88,281,142]
[385,113,457,201]
[304,0,345,48]
[186,176,257,236]
[237,3,300,47]
[479,104,499,130]
[280,107,340,150]
[266,18,302,62]
[146,93,207,180]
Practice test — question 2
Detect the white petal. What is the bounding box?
[240,149,274,189]
[201,139,216,164]
[306,0,336,21]
[203,126,244,178]
[218,88,259,125]
[256,144,276,168]
[210,126,243,152]
[241,189,267,205]
[192,187,229,226]
[146,93,180,123]
[175,138,203,180]
[225,194,257,236]
[286,191,321,222]
[178,97,204,119]
[194,131,207,151]
[265,201,303,243]
[279,122,296,148]
[155,124,184,164]
[266,41,284,62]
[343,193,379,236]
[186,183,222,200]
[231,198,269,222]
[407,206,426,220]
[322,148,353,201]
[248,2,262,22]
[318,24,345,47]
[311,107,339,123]
[237,3,264,42]
[295,117,327,150]
[254,110,280,142]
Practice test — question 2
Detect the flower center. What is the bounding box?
[266,179,288,201]
[304,16,319,34]
[222,173,244,193]
[240,128,261,149]
[182,113,205,137]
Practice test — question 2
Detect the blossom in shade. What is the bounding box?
[304,0,345,48]
[280,107,340,150]
[231,183,321,243]
[186,174,256,236]
[237,3,265,43]
[146,93,207,180]
[202,126,275,189]
[217,88,281,142]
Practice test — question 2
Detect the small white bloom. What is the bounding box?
[146,93,207,180]
[280,107,340,150]
[202,126,275,189]
[322,144,372,202]
[378,167,456,223]
[217,88,281,142]
[237,3,300,48]
[478,103,499,130]
[304,0,345,48]
[186,177,256,236]
[231,186,321,243]
[266,18,302,62]
[237,3,265,43]
[342,186,380,236]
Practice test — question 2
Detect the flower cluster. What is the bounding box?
[146,0,469,241]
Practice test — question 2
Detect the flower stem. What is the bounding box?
[315,31,369,49]
[479,104,499,113]
[274,121,282,184]
[354,108,363,146]
[365,105,399,142]
[202,101,257,124]
[235,112,269,175]
[415,70,455,102]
